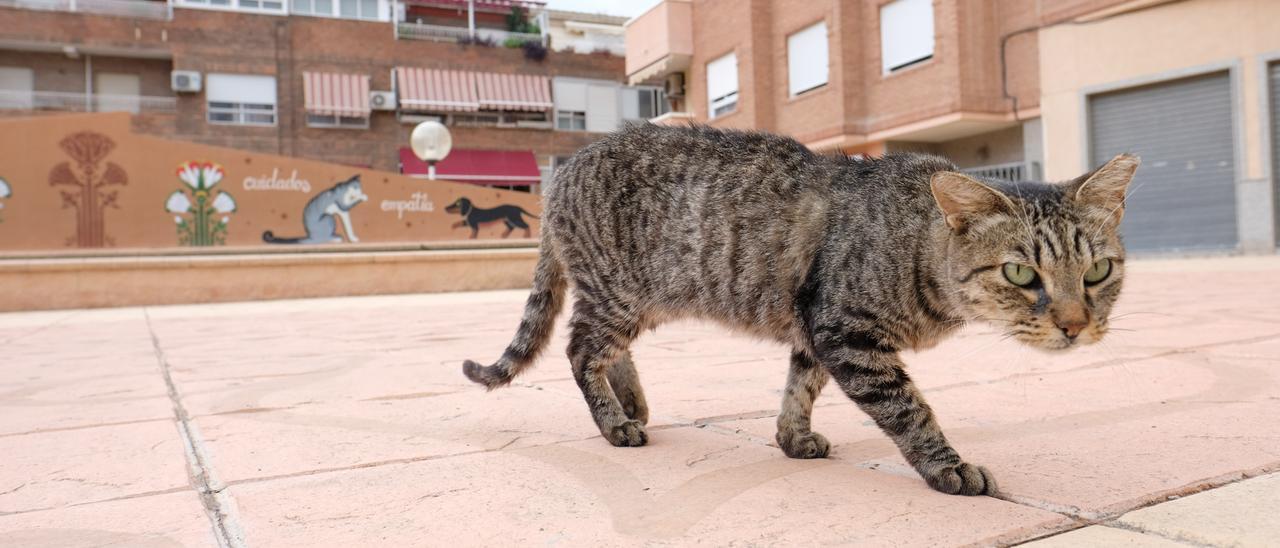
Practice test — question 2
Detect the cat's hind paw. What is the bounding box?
[923,462,998,496]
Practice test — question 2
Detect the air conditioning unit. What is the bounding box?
[663,72,685,98]
[171,70,202,93]
[369,91,397,111]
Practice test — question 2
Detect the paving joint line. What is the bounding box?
[1001,462,1280,545]
[1100,520,1215,547]
[143,308,247,548]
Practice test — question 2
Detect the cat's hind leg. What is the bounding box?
[567,296,647,447]
[606,350,649,425]
[776,350,831,459]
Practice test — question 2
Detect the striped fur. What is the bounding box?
[462,123,1136,496]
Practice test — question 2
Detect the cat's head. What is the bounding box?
[335,175,368,210]
[930,154,1139,351]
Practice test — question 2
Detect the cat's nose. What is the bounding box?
[1055,318,1088,339]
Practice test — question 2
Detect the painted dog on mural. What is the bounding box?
[444,197,538,239]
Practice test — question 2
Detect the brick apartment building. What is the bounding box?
[627,0,1280,255]
[0,0,663,190]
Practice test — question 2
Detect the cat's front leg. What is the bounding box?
[817,341,997,496]
[776,350,831,459]
[337,210,359,243]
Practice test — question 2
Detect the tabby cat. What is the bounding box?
[463,124,1137,496]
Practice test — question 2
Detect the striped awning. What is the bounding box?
[395,67,552,112]
[396,68,479,112]
[302,72,371,117]
[476,72,553,111]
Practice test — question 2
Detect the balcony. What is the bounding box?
[394,21,544,45]
[624,0,692,85]
[0,90,177,113]
[393,0,547,45]
[0,0,171,19]
[962,161,1042,182]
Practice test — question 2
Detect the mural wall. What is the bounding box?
[0,113,542,251]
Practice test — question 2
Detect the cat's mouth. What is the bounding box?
[1008,325,1104,352]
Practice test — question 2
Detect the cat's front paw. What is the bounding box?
[922,462,997,496]
[776,430,831,459]
[605,419,648,447]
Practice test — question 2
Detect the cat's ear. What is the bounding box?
[1071,153,1139,225]
[929,171,1015,231]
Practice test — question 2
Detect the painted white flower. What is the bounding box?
[173,215,182,224]
[221,216,229,224]
[201,163,224,189]
[212,192,236,214]
[0,177,10,198]
[177,163,202,189]
[165,190,191,214]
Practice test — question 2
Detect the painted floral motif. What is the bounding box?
[49,132,127,247]
[165,161,236,246]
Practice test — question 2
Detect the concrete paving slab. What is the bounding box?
[1113,472,1280,547]
[0,490,215,547]
[1020,525,1183,547]
[0,421,191,513]
[228,426,1069,546]
[193,384,664,483]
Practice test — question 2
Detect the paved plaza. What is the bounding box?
[2,256,1279,546]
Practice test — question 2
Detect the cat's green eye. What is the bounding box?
[1084,258,1112,285]
[1002,263,1037,287]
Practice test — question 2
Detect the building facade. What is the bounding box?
[626,0,1280,255]
[0,0,660,191]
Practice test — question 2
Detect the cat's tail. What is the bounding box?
[463,238,566,390]
[262,231,302,244]
[517,207,540,219]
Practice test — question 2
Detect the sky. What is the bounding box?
[544,0,662,18]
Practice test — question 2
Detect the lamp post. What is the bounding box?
[410,120,452,180]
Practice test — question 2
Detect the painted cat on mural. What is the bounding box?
[0,176,11,222]
[263,175,368,244]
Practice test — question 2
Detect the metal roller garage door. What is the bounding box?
[1089,72,1236,252]
[1271,63,1280,246]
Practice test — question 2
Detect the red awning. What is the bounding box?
[302,72,371,117]
[399,147,542,186]
[395,67,480,112]
[476,72,553,111]
[394,67,552,113]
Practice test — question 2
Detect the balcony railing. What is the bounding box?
[0,90,177,113]
[395,21,545,45]
[963,160,1042,182]
[0,0,171,19]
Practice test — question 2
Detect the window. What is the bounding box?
[553,79,588,131]
[556,111,585,130]
[307,113,368,128]
[706,52,738,119]
[0,67,34,110]
[295,0,381,20]
[880,0,934,73]
[94,73,141,114]
[178,0,285,14]
[621,87,668,122]
[206,74,277,126]
[787,21,828,96]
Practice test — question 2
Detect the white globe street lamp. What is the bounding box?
[410,121,452,180]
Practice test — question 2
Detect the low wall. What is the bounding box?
[0,242,539,312]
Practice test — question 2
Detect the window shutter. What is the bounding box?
[787,22,828,96]
[880,0,934,73]
[706,52,738,103]
[585,84,619,133]
[206,74,277,105]
[552,79,587,112]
